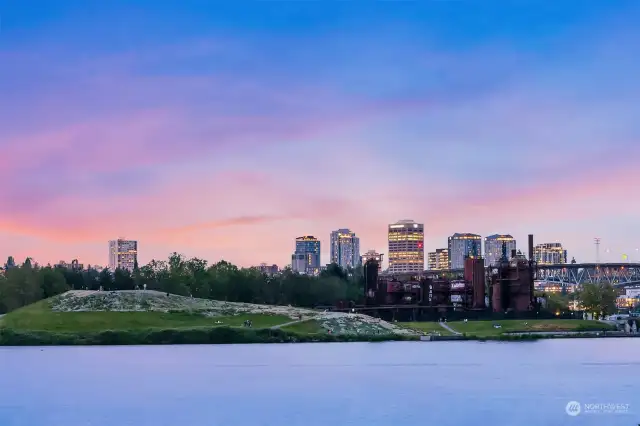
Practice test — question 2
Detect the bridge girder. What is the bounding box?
[421,263,640,286]
[536,264,640,285]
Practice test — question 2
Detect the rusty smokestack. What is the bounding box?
[528,234,535,307]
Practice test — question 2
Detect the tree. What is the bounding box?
[321,263,348,281]
[98,268,114,291]
[82,267,101,290]
[113,268,135,290]
[545,292,569,313]
[576,282,619,319]
[40,267,70,298]
[599,283,618,317]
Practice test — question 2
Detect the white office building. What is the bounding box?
[108,239,138,272]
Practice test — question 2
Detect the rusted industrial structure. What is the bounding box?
[488,234,536,313]
[465,257,486,309]
[358,234,544,320]
[362,253,487,320]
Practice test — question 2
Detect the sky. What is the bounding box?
[1,0,640,268]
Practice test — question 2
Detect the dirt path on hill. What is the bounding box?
[439,322,461,335]
[270,319,306,330]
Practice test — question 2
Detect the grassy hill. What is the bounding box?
[2,300,290,332]
[0,290,417,345]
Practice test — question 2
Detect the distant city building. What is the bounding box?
[361,249,384,272]
[329,229,360,269]
[108,239,138,272]
[55,259,84,271]
[4,256,16,270]
[257,263,279,275]
[448,233,482,269]
[534,243,567,265]
[291,236,321,276]
[484,234,516,266]
[427,248,449,270]
[388,219,424,274]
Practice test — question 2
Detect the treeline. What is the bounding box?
[540,282,621,318]
[0,254,363,314]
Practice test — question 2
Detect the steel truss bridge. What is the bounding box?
[420,263,640,287]
[535,263,640,287]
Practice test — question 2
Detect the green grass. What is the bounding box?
[1,300,290,332]
[399,322,452,335]
[0,327,417,346]
[447,319,613,337]
[281,319,326,334]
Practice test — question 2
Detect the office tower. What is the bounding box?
[388,219,424,274]
[484,234,516,266]
[108,239,138,272]
[534,243,567,265]
[448,233,482,269]
[427,248,449,270]
[291,236,321,276]
[361,249,384,272]
[329,229,360,269]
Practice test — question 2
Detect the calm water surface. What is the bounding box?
[1,339,639,426]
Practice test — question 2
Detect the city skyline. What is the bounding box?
[2,229,639,272]
[2,1,640,268]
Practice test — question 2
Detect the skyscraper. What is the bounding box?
[448,233,482,269]
[330,229,360,269]
[534,243,567,265]
[108,239,138,272]
[388,219,424,274]
[427,248,449,270]
[484,234,516,266]
[291,236,321,276]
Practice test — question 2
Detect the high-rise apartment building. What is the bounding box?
[330,229,360,269]
[388,219,424,274]
[534,243,567,265]
[361,249,384,272]
[448,233,482,270]
[484,234,516,266]
[108,239,138,272]
[427,248,449,270]
[291,236,321,276]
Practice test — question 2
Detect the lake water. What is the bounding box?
[1,339,639,426]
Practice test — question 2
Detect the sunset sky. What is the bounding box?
[1,1,640,268]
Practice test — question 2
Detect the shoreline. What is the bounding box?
[0,326,636,346]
